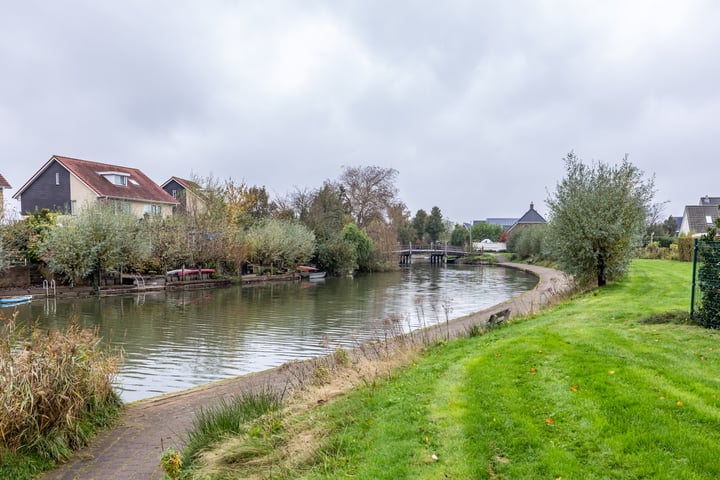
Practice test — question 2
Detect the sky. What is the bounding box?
[1,0,718,224]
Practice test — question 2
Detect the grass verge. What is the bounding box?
[183,259,720,479]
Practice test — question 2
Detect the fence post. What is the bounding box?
[690,238,698,319]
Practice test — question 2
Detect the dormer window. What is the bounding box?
[98,171,130,186]
[707,216,714,224]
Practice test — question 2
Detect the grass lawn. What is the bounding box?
[295,260,720,479]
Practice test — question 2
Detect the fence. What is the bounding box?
[691,239,720,328]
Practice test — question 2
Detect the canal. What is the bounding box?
[14,263,537,402]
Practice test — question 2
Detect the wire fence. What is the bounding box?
[691,239,720,328]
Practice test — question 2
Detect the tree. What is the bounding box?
[425,206,445,243]
[471,222,504,242]
[412,209,427,243]
[450,224,468,247]
[342,223,375,272]
[662,215,678,236]
[41,203,150,289]
[339,165,399,228]
[247,219,315,272]
[546,152,655,286]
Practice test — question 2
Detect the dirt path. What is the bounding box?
[40,262,573,480]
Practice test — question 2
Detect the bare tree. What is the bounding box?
[339,166,399,228]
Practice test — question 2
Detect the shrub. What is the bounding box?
[677,236,694,262]
[0,312,121,461]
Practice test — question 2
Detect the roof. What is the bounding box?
[699,196,720,206]
[681,204,719,235]
[13,155,177,204]
[0,173,10,189]
[515,202,546,224]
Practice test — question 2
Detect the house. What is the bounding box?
[12,155,177,218]
[0,173,12,218]
[506,202,547,237]
[483,218,518,231]
[679,196,720,236]
[161,176,207,215]
[0,172,11,218]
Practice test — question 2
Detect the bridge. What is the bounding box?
[394,243,468,264]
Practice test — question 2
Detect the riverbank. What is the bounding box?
[38,262,573,480]
[260,260,716,479]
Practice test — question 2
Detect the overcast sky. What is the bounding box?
[1,1,718,223]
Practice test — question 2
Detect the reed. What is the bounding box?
[0,310,122,463]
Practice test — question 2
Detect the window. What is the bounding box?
[144,204,162,216]
[55,172,60,185]
[99,171,129,186]
[172,189,177,198]
[707,216,714,224]
[71,200,77,215]
[111,201,131,215]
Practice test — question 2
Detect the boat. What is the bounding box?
[0,295,32,306]
[298,266,326,280]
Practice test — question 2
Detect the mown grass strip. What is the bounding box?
[297,260,720,479]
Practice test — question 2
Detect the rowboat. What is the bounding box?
[0,295,32,306]
[298,266,326,280]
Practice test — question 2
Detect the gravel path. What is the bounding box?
[40,262,574,480]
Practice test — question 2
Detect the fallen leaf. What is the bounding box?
[608,370,616,375]
[700,355,707,361]
[495,353,502,357]
[571,384,579,392]
[529,367,537,373]
[431,454,439,461]
[677,401,685,407]
[545,418,555,424]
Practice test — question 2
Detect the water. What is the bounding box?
[10,263,536,402]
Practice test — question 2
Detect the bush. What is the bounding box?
[677,236,694,262]
[0,312,121,461]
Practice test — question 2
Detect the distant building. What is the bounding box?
[13,155,177,218]
[0,172,11,218]
[506,202,547,238]
[161,176,207,215]
[483,218,518,231]
[679,195,720,236]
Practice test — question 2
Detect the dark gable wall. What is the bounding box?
[161,179,184,199]
[20,161,72,214]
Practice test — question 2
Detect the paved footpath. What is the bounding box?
[41,262,573,480]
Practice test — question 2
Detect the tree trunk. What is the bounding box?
[597,256,607,287]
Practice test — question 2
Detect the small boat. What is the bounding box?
[298,266,326,280]
[0,295,32,306]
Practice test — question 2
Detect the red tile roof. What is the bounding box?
[0,173,11,189]
[16,155,177,204]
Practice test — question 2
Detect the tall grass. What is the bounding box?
[183,386,285,465]
[0,310,122,466]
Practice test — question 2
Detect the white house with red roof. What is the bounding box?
[12,155,177,218]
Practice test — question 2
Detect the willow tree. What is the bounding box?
[546,152,654,287]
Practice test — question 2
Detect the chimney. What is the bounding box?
[530,202,534,210]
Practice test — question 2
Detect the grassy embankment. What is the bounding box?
[183,259,720,479]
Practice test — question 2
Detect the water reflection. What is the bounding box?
[13,263,536,402]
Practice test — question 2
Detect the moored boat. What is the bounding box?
[0,295,32,306]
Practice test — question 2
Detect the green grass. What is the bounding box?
[183,387,285,466]
[297,259,720,479]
